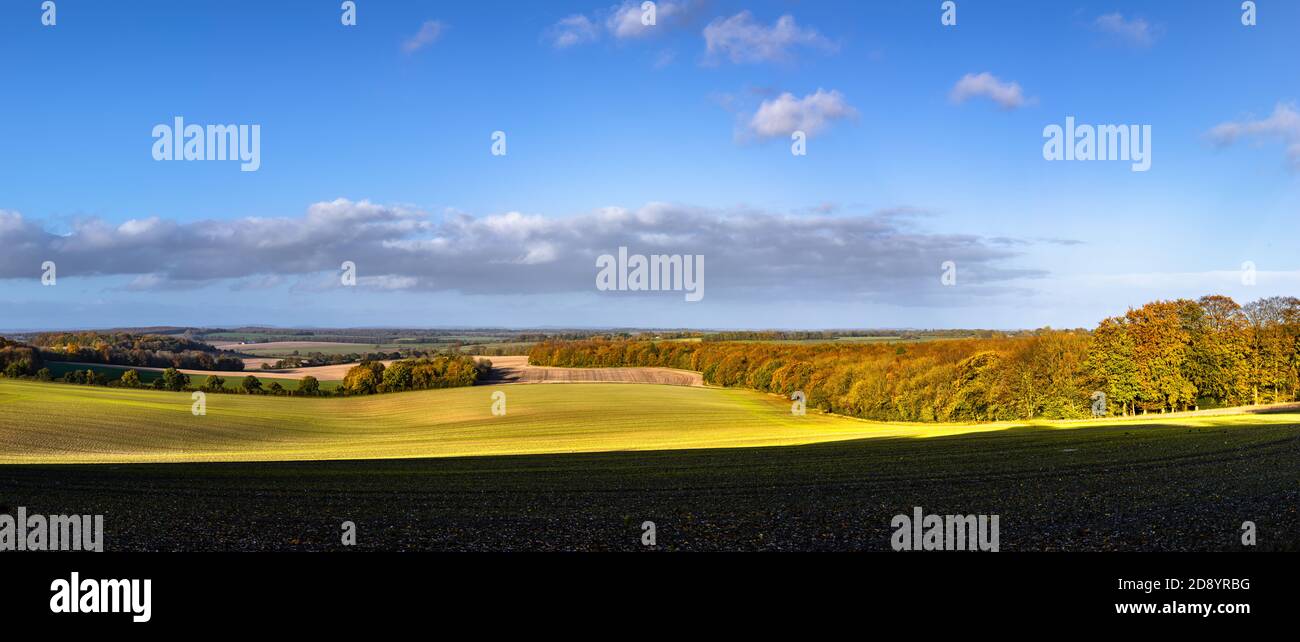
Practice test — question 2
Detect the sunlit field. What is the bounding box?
[3,377,1299,465]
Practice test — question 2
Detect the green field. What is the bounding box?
[3,377,1300,465]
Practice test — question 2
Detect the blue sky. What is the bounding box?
[1,0,1298,330]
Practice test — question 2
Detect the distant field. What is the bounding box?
[210,341,423,356]
[3,377,1300,465]
[210,339,529,357]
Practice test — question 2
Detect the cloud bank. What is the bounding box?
[0,200,1048,304]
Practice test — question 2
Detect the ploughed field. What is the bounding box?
[482,356,703,386]
[1,378,1298,550]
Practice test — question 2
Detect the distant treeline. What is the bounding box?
[4,356,488,398]
[695,329,1013,342]
[530,295,1300,422]
[29,332,245,371]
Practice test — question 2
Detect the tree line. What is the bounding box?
[528,295,1300,422]
[29,332,245,371]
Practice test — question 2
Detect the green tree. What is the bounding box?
[381,361,414,392]
[161,367,189,391]
[241,375,263,394]
[298,376,320,396]
[1187,295,1251,406]
[1087,317,1139,415]
[120,369,142,388]
[3,361,27,379]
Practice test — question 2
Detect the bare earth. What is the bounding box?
[481,356,704,387]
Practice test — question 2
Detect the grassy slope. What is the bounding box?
[2,377,1299,465]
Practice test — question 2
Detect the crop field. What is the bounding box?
[0,378,947,464]
[1,379,1296,550]
[1,375,1298,462]
[482,356,703,386]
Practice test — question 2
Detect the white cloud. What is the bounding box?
[547,14,599,48]
[402,21,445,54]
[1094,13,1157,47]
[949,72,1027,109]
[548,2,694,48]
[703,11,835,64]
[1208,103,1300,166]
[746,89,857,139]
[608,0,691,39]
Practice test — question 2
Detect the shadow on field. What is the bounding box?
[1,420,1298,551]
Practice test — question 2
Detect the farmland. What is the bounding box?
[197,329,537,357]
[0,377,1296,550]
[0,378,929,463]
[0,374,1296,460]
[482,356,703,386]
[212,341,446,357]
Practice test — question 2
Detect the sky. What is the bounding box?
[1,0,1299,331]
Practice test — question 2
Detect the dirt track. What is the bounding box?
[481,356,704,387]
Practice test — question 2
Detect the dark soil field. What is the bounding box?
[3,418,1297,552]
